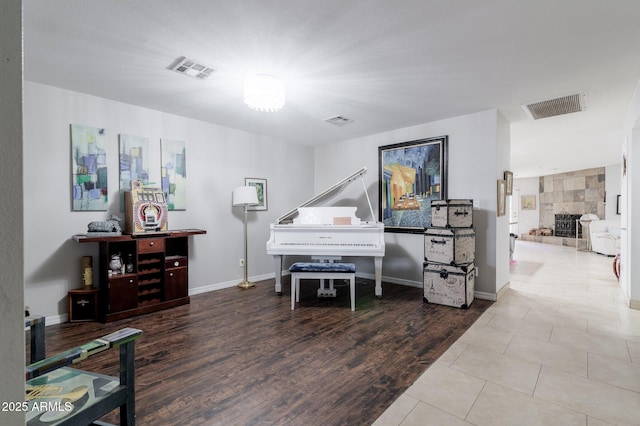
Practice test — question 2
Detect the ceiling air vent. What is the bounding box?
[170,57,216,80]
[324,115,354,126]
[522,93,586,120]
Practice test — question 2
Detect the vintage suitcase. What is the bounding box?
[424,227,475,264]
[431,199,473,228]
[423,262,475,309]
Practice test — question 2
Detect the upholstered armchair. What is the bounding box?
[590,219,621,256]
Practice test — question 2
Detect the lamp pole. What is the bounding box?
[238,203,255,289]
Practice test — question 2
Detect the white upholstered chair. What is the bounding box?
[589,219,621,256]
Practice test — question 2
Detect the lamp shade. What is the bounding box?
[232,186,259,206]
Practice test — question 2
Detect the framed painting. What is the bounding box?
[161,138,187,210]
[504,170,513,196]
[378,136,448,233]
[521,195,536,210]
[71,124,108,211]
[497,179,506,217]
[118,134,150,210]
[245,177,268,211]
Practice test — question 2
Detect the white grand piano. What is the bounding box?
[266,167,386,297]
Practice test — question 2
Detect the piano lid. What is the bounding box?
[277,167,376,224]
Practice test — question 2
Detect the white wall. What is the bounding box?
[623,109,640,306]
[314,109,510,298]
[513,177,541,235]
[0,1,25,423]
[629,127,640,305]
[495,111,511,295]
[23,82,315,320]
[605,163,622,220]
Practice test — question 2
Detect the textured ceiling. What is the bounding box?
[23,0,640,178]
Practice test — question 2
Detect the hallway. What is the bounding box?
[374,241,640,425]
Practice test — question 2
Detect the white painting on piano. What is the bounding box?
[379,136,448,233]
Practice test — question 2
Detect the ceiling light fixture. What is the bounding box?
[244,74,285,112]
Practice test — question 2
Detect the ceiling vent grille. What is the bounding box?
[522,93,586,120]
[324,115,354,126]
[170,57,216,80]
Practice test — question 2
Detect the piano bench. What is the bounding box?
[288,262,356,311]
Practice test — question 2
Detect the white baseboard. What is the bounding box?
[630,299,640,310]
[356,272,423,288]
[189,271,281,295]
[474,291,497,301]
[42,314,67,326]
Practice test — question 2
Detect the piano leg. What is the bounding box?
[374,256,383,298]
[273,255,283,294]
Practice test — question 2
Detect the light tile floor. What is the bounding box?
[373,241,640,426]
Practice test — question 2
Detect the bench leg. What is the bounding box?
[350,275,355,311]
[291,274,297,310]
[120,340,136,425]
[31,319,46,363]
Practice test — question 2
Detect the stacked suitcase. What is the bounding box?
[423,199,475,309]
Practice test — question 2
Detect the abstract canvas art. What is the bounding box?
[71,124,108,211]
[119,134,150,210]
[160,138,187,210]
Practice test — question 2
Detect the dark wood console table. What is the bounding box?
[73,229,206,323]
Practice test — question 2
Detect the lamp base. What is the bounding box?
[237,280,256,289]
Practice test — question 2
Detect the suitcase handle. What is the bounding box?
[430,239,447,245]
[439,269,449,279]
[454,210,469,216]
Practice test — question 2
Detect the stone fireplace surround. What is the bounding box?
[520,167,605,247]
[539,167,605,228]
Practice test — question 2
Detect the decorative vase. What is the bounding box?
[109,254,123,275]
[81,255,93,289]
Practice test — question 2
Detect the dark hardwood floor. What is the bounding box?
[29,277,491,425]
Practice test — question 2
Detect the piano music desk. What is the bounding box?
[289,262,356,311]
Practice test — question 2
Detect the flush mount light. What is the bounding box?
[244,74,285,112]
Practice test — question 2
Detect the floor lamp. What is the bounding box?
[232,186,259,289]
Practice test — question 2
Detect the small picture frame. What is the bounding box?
[245,177,268,211]
[497,179,506,217]
[521,195,536,210]
[504,171,513,196]
[616,194,621,215]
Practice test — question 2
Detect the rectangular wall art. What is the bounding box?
[497,179,506,217]
[119,134,150,210]
[521,195,536,210]
[245,177,268,211]
[379,136,448,233]
[71,124,108,211]
[504,170,513,196]
[161,138,187,210]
